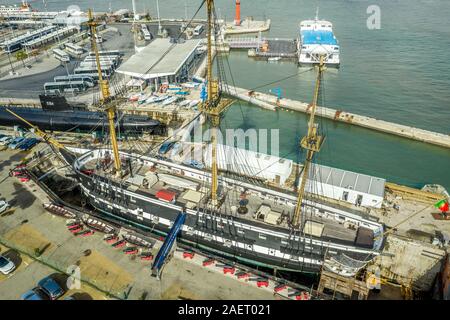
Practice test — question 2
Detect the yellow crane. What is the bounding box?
[292,56,326,228]
[198,0,233,206]
[5,108,66,151]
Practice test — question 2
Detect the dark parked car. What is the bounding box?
[37,275,65,300]
[21,287,50,300]
[158,141,175,155]
[19,138,39,151]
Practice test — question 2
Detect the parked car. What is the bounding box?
[0,200,10,214]
[0,255,15,275]
[37,275,65,300]
[8,137,25,149]
[158,141,175,155]
[17,175,31,183]
[183,159,205,170]
[21,288,50,300]
[19,138,39,151]
[0,136,13,146]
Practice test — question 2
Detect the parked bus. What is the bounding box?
[193,24,204,36]
[83,56,120,67]
[88,50,122,58]
[94,34,103,44]
[52,48,70,63]
[64,42,83,56]
[54,75,95,87]
[80,61,116,71]
[141,24,152,41]
[44,81,89,95]
[73,67,112,80]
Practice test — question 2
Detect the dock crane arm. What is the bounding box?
[5,108,67,151]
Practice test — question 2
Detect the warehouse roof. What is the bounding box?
[116,38,201,79]
[205,144,293,185]
[306,163,385,197]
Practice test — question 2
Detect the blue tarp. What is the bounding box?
[301,30,338,46]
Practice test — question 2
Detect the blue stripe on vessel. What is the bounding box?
[301,30,338,46]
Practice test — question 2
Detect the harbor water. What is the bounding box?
[5,0,450,190]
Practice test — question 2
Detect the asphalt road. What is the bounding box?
[0,62,79,99]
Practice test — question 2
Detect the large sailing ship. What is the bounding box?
[12,1,385,275]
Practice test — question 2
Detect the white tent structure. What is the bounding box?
[299,163,386,208]
[204,144,293,186]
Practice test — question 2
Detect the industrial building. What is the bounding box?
[301,163,386,208]
[116,38,201,90]
[22,26,77,51]
[0,11,59,20]
[203,143,385,207]
[51,12,89,28]
[0,25,56,53]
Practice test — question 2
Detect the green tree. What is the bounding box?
[15,50,28,68]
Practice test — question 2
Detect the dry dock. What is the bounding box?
[227,87,450,149]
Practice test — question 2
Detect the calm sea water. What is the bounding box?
[5,0,450,189]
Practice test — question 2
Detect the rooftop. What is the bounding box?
[116,38,201,80]
[307,163,386,197]
[301,30,338,46]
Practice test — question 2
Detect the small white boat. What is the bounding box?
[145,95,161,104]
[128,93,141,102]
[152,95,169,103]
[138,94,151,104]
[167,86,182,91]
[178,99,191,107]
[162,96,178,106]
[181,82,200,89]
[189,100,199,108]
[268,57,281,62]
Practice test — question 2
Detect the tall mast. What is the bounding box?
[87,9,122,176]
[292,56,326,228]
[200,0,233,206]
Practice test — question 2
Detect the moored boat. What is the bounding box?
[43,203,77,219]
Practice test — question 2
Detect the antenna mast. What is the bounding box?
[87,9,122,176]
[292,56,326,228]
[199,0,233,206]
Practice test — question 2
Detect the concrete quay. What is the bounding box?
[228,88,450,149]
[223,19,271,36]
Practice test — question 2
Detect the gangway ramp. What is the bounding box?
[151,210,186,279]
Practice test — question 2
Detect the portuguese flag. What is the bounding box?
[435,199,449,212]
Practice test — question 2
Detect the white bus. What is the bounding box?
[52,48,70,63]
[193,24,204,36]
[54,75,95,87]
[73,67,112,80]
[95,34,103,43]
[83,56,120,67]
[141,24,152,41]
[80,60,116,70]
[44,81,89,95]
[88,50,122,57]
[65,42,84,56]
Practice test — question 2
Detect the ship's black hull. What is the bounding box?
[0,106,164,134]
[88,195,322,273]
[76,171,379,274]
